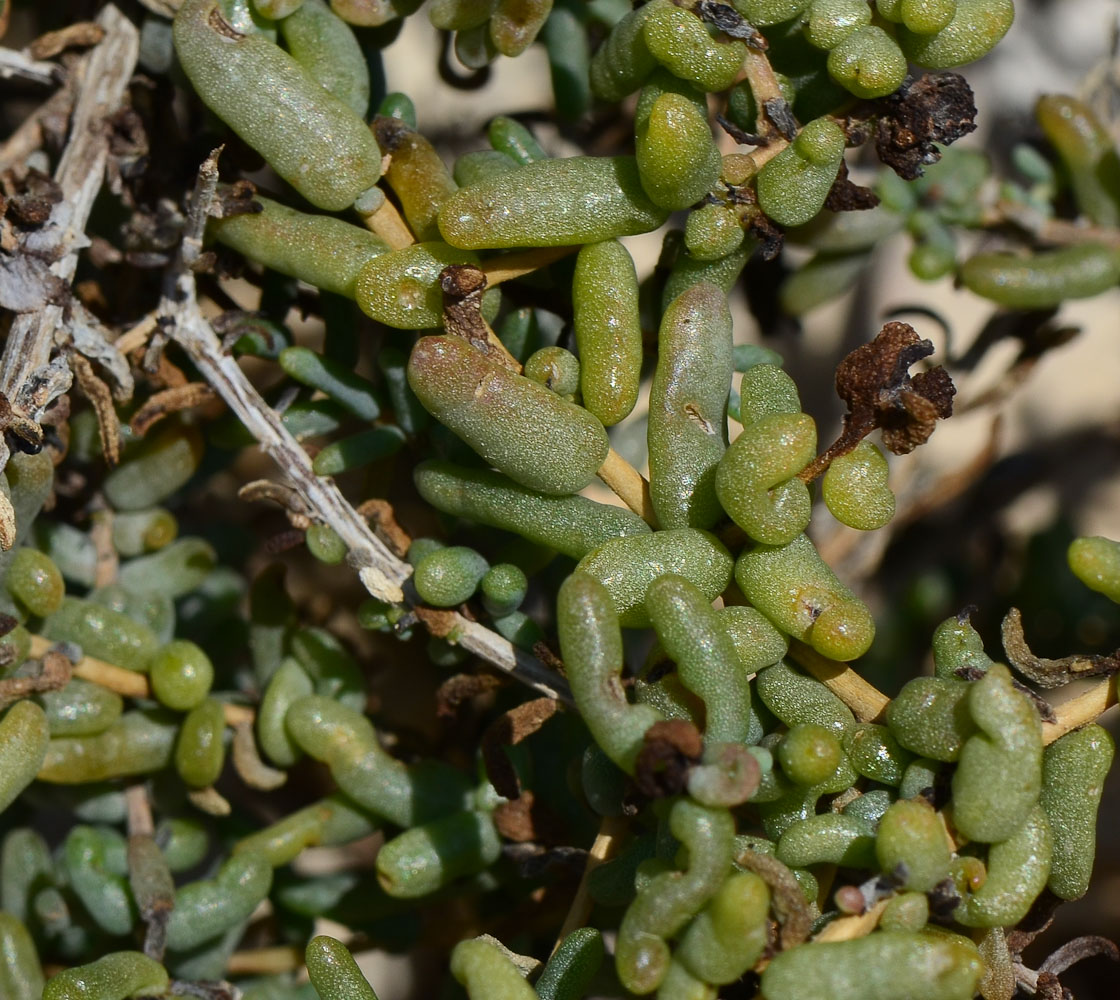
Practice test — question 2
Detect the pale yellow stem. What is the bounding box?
[1043,678,1117,745]
[813,898,889,943]
[597,449,658,528]
[28,634,255,726]
[788,641,890,723]
[551,814,629,955]
[481,245,578,286]
[358,198,414,250]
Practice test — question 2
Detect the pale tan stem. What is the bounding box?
[551,814,629,955]
[788,641,891,723]
[481,246,578,286]
[597,449,658,528]
[1043,678,1118,745]
[482,317,523,372]
[226,946,304,975]
[124,783,154,837]
[114,313,159,356]
[742,47,786,109]
[357,197,415,250]
[813,898,889,943]
[28,634,255,726]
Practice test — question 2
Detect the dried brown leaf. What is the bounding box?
[1001,607,1120,689]
[435,672,506,718]
[824,161,880,213]
[129,382,216,437]
[493,790,567,845]
[29,21,105,60]
[736,848,813,951]
[481,697,561,798]
[69,352,120,467]
[875,73,977,180]
[801,321,955,481]
[633,719,703,799]
[441,263,492,352]
[695,1,766,46]
[355,498,412,558]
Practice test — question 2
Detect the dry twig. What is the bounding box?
[162,154,571,704]
[0,6,139,470]
[597,449,658,527]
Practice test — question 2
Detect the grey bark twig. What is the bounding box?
[161,151,571,705]
[0,4,139,460]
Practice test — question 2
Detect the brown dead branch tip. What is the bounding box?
[634,719,703,799]
[212,180,261,220]
[0,648,71,708]
[412,605,461,639]
[824,161,881,213]
[29,21,105,59]
[695,1,766,47]
[1002,607,1120,689]
[737,848,813,953]
[441,264,493,355]
[435,671,506,718]
[494,790,568,845]
[69,353,121,466]
[1039,935,1119,977]
[800,320,955,482]
[355,497,411,558]
[875,72,977,180]
[129,382,216,437]
[2,168,63,227]
[481,697,561,799]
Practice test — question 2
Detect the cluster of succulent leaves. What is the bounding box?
[3,0,1120,998]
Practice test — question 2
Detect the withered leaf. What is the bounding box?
[481,697,560,799]
[736,848,813,951]
[801,321,955,481]
[1001,607,1120,689]
[633,719,702,799]
[1038,935,1119,977]
[441,263,494,359]
[695,1,766,47]
[493,790,567,845]
[434,671,505,718]
[824,161,881,213]
[875,72,977,180]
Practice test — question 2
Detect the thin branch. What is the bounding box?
[354,188,414,249]
[812,898,889,943]
[225,947,304,976]
[550,814,629,955]
[480,246,578,286]
[161,156,571,705]
[0,46,62,85]
[787,641,891,723]
[1042,678,1117,745]
[27,634,255,726]
[0,5,139,437]
[114,312,159,356]
[983,199,1120,249]
[0,82,75,172]
[597,449,658,528]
